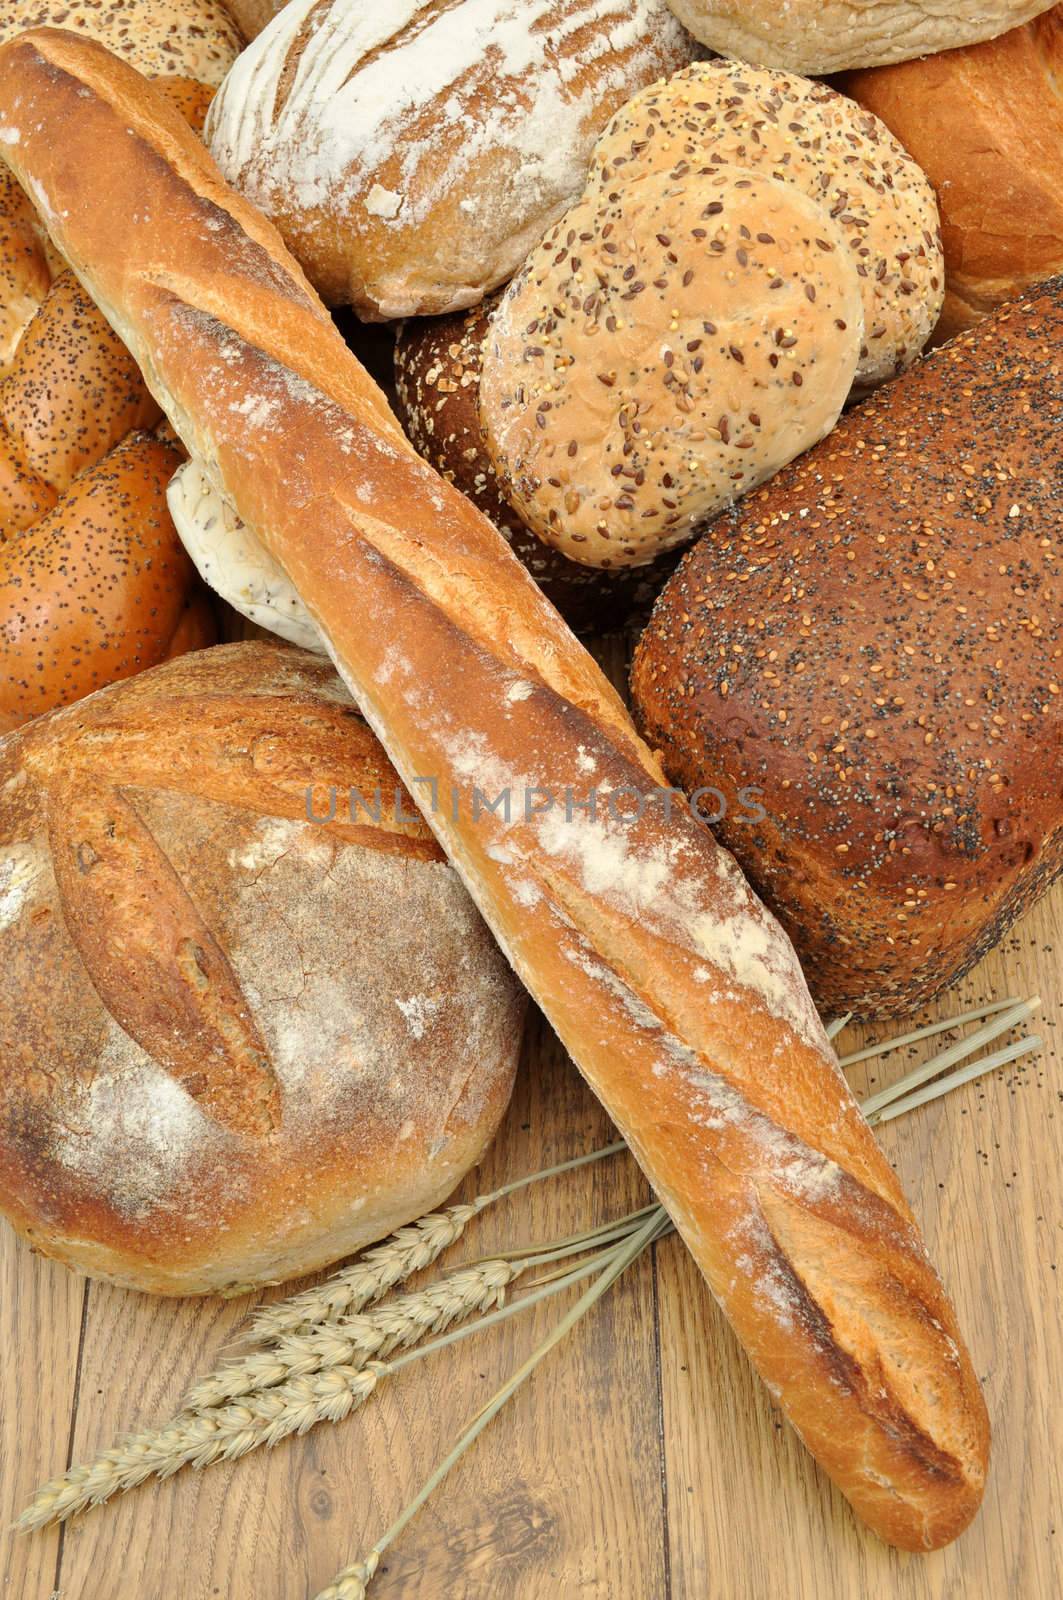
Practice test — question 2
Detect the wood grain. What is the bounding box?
[0,633,1059,1597]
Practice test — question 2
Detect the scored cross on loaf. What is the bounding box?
[0,30,990,1549]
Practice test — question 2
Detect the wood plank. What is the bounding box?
[0,1233,85,1600]
[52,1010,666,1600]
[657,880,1063,1599]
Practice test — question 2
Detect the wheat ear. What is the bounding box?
[18,1238,635,1532]
[244,1142,627,1345]
[316,1208,670,1600]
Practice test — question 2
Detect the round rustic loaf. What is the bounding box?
[393,300,680,628]
[0,642,524,1294]
[664,0,1056,73]
[204,0,698,318]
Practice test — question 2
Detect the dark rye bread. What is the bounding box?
[0,642,523,1294]
[393,298,679,631]
[633,276,1063,1019]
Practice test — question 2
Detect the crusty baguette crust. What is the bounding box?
[0,31,990,1546]
[841,7,1063,341]
[633,277,1063,1018]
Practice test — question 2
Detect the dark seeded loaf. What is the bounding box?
[633,276,1063,1018]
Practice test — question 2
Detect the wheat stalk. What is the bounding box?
[316,1209,671,1600]
[20,1363,388,1531]
[18,996,1041,1552]
[244,1142,627,1345]
[18,1236,638,1533]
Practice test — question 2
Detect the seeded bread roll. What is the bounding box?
[394,299,679,629]
[480,86,860,568]
[0,0,241,85]
[0,642,524,1295]
[632,276,1063,1018]
[664,0,1057,73]
[615,63,944,394]
[204,0,698,318]
[842,7,1063,341]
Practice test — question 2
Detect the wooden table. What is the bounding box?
[1,734,1060,1600]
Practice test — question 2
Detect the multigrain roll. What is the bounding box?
[205,0,698,317]
[0,0,240,87]
[0,643,524,1295]
[842,7,1063,340]
[600,62,945,395]
[394,299,680,628]
[664,0,1057,72]
[480,63,943,570]
[632,276,1063,1018]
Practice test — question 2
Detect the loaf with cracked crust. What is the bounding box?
[633,277,1063,1019]
[0,642,523,1295]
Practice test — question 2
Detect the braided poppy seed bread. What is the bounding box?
[394,298,680,629]
[479,63,943,571]
[0,643,524,1295]
[632,276,1063,1019]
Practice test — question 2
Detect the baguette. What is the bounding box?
[0,30,990,1549]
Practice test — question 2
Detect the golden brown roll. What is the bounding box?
[0,432,211,724]
[0,642,524,1295]
[841,7,1063,340]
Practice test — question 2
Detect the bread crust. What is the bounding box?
[205,0,697,316]
[666,0,1056,73]
[0,642,524,1294]
[842,7,1063,341]
[633,277,1063,1018]
[0,32,990,1544]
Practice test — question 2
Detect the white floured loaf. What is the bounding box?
[204,0,699,317]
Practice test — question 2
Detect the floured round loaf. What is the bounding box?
[204,0,698,317]
[664,0,1056,73]
[0,642,524,1295]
